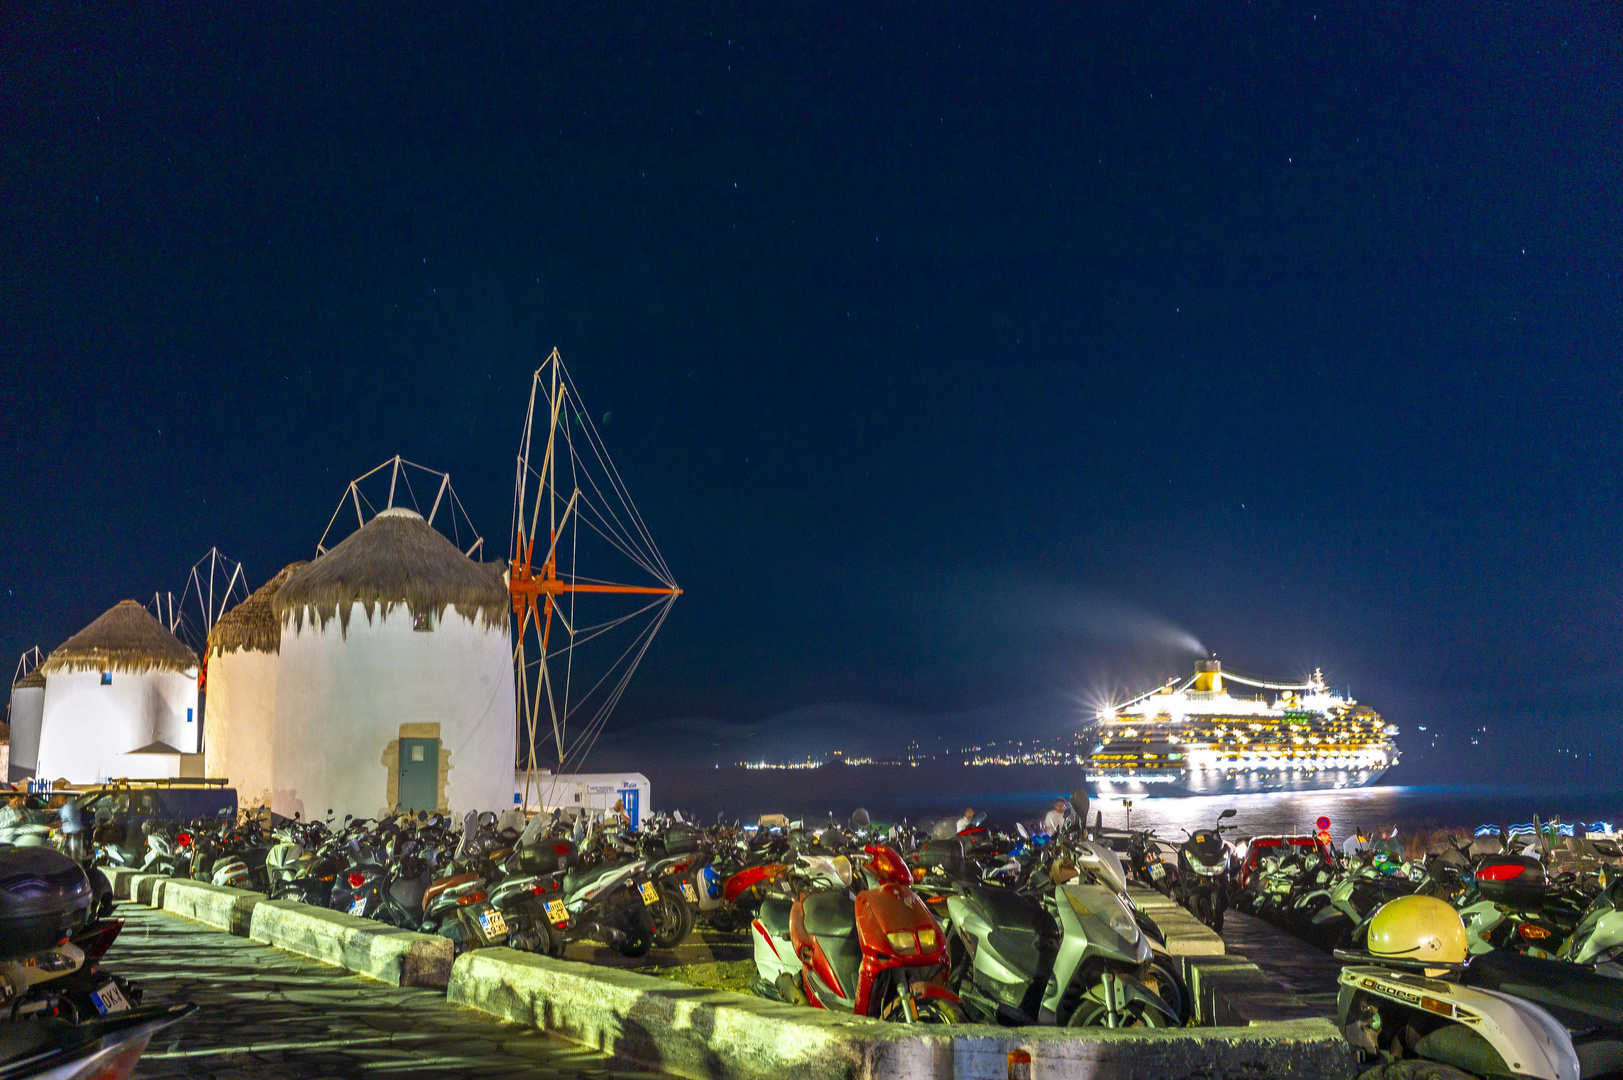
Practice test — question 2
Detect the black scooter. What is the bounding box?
[1176,808,1236,933]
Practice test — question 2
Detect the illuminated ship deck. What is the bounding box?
[1086,661,1398,796]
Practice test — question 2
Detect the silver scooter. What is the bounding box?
[946,790,1179,1027]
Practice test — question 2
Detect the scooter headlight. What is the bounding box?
[1107,906,1137,942]
[886,931,919,955]
[916,927,938,951]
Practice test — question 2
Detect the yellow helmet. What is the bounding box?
[1366,895,1468,967]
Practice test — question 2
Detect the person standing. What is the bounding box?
[954,807,976,834]
[1041,799,1068,836]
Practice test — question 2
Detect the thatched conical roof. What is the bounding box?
[275,508,510,635]
[12,667,45,690]
[208,561,309,658]
[41,600,199,676]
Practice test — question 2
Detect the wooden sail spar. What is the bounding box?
[510,349,680,812]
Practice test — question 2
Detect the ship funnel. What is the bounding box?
[1194,659,1223,693]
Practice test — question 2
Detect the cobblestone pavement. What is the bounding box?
[1218,909,1341,1018]
[106,905,673,1080]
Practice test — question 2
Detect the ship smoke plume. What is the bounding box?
[994,580,1205,656]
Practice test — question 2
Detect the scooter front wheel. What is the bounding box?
[1067,982,1179,1029]
[1144,960,1189,1024]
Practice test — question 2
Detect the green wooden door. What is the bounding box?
[398,738,440,813]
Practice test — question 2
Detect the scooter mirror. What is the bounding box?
[1069,788,1090,824]
[1219,809,1237,820]
[852,808,870,828]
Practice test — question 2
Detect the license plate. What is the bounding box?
[639,881,659,906]
[1150,863,1166,880]
[479,907,509,940]
[91,981,130,1015]
[349,897,368,917]
[681,881,698,903]
[545,899,569,926]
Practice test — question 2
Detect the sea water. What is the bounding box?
[648,762,1620,838]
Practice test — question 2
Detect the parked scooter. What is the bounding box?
[753,810,963,1022]
[1176,809,1236,932]
[1126,830,1179,898]
[1558,875,1623,975]
[796,814,961,1021]
[539,825,658,957]
[750,851,857,1003]
[1336,894,1623,1079]
[1458,854,1587,958]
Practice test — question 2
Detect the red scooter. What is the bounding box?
[788,834,962,1023]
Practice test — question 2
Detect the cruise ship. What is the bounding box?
[1086,661,1398,796]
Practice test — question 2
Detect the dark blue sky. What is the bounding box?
[5,5,1620,782]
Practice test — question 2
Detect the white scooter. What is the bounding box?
[749,852,853,1003]
[1338,948,1623,1078]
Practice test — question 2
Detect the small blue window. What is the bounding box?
[100,672,112,685]
[187,708,194,724]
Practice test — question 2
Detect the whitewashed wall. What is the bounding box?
[272,602,516,823]
[36,668,199,784]
[203,650,278,810]
[7,685,44,783]
[518,771,651,822]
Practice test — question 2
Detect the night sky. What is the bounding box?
[5,6,1621,784]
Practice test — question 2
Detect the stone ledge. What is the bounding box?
[450,946,1357,1080]
[248,899,453,988]
[1128,886,1227,957]
[1183,956,1296,1027]
[132,874,169,907]
[105,867,143,900]
[159,878,264,936]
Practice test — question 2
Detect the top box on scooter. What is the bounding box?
[652,829,701,858]
[0,847,92,959]
[1473,854,1545,907]
[918,838,967,878]
[515,838,579,875]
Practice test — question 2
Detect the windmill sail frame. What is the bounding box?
[510,349,680,813]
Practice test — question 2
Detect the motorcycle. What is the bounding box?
[1176,809,1236,932]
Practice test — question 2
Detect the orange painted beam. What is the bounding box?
[513,580,681,597]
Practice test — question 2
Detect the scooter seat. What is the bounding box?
[758,897,793,938]
[1461,948,1623,1029]
[422,872,481,909]
[562,861,628,895]
[800,891,857,937]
